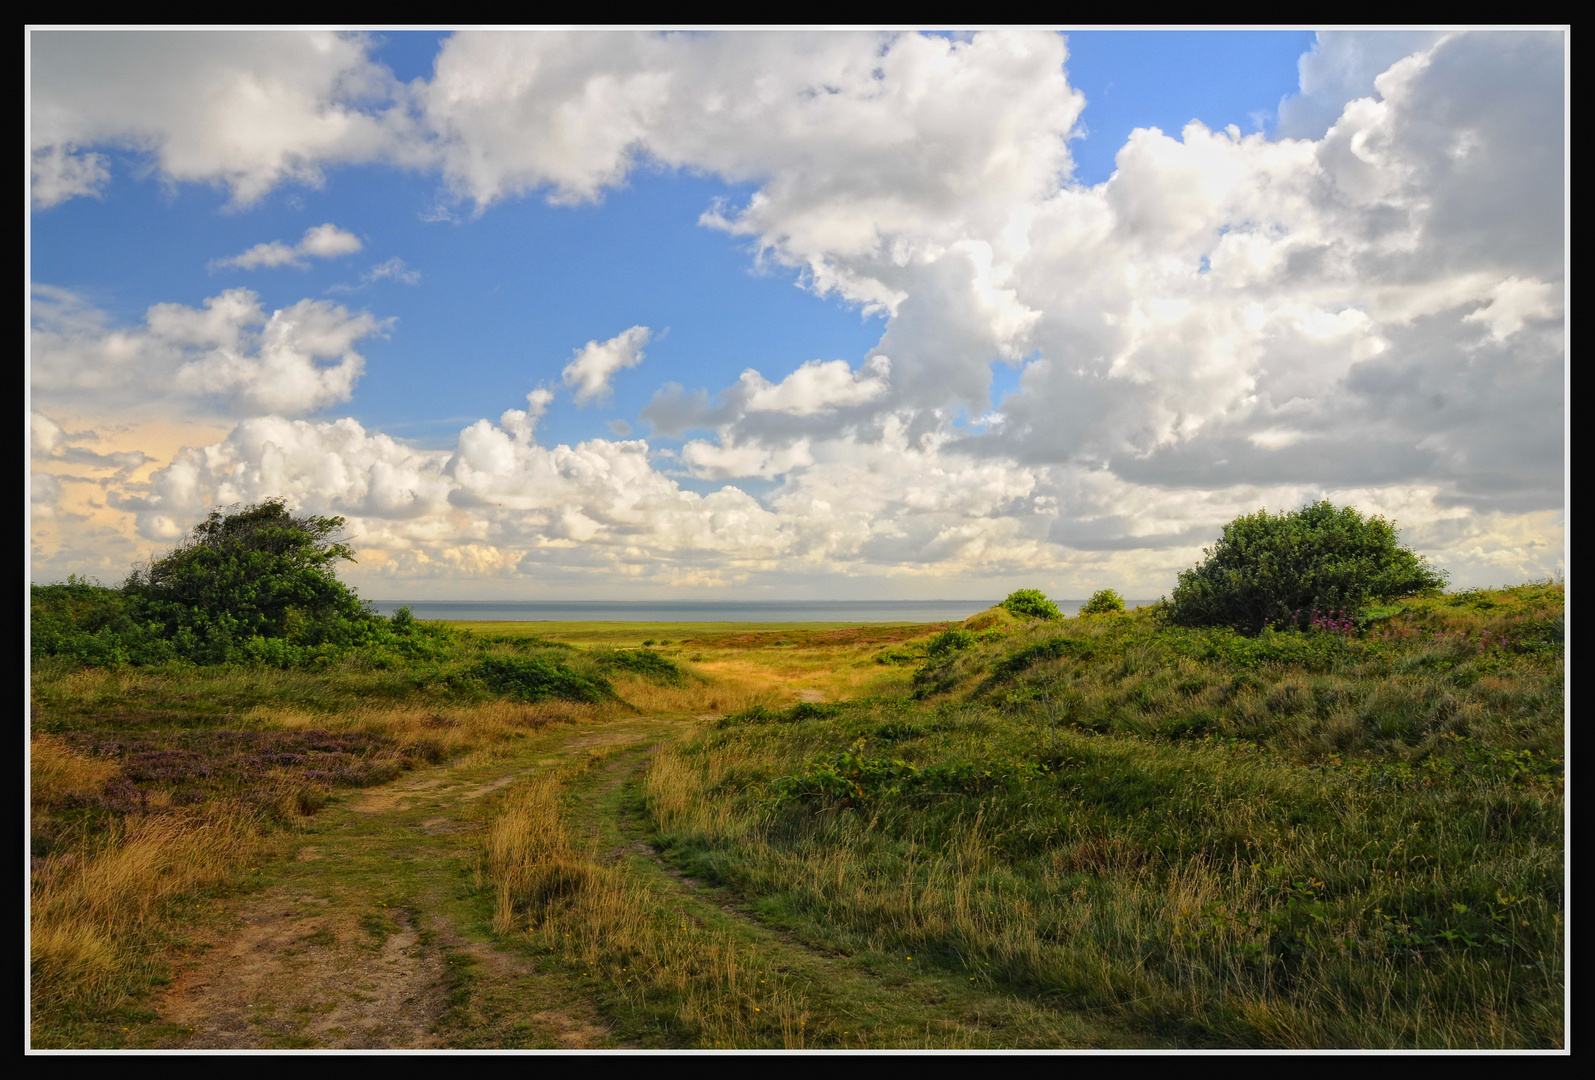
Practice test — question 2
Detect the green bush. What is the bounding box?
[591,647,686,686]
[469,656,615,703]
[925,628,977,660]
[29,576,169,665]
[1000,589,1062,621]
[125,499,380,656]
[1079,589,1126,616]
[1164,501,1448,635]
[30,500,430,667]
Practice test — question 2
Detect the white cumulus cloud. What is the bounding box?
[31,144,110,207]
[562,326,650,406]
[30,30,422,207]
[31,286,388,419]
[215,223,363,270]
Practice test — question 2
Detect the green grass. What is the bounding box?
[641,584,1565,1048]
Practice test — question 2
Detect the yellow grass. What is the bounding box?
[479,761,812,1048]
[239,673,777,757]
[31,809,262,1014]
[31,736,120,808]
[26,621,944,1043]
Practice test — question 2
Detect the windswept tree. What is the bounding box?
[126,499,377,653]
[1164,501,1448,635]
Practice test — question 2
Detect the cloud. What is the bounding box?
[30,30,421,207]
[31,144,110,207]
[299,223,364,258]
[214,223,363,270]
[562,326,650,406]
[743,356,890,416]
[31,412,149,474]
[1275,31,1447,140]
[31,286,389,419]
[27,31,1566,594]
[327,257,422,293]
[972,33,1565,518]
[364,257,420,285]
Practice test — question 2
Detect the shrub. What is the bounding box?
[30,501,425,668]
[591,648,686,686]
[925,629,977,660]
[125,499,380,656]
[1000,589,1062,622]
[470,656,615,703]
[1164,501,1448,635]
[29,577,174,666]
[1080,589,1126,616]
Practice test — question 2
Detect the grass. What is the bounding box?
[26,626,780,1045]
[640,584,1566,1048]
[477,742,1129,1048]
[30,807,263,1026]
[29,585,1564,1048]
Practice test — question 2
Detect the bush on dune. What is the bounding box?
[1163,501,1448,635]
[1079,589,1126,616]
[31,500,456,670]
[1000,589,1062,622]
[469,655,616,704]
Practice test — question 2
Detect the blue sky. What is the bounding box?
[29,30,1565,598]
[32,31,1313,450]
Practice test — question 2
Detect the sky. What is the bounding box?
[28,29,1567,601]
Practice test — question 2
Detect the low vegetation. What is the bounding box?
[1163,501,1449,634]
[644,581,1564,1047]
[29,499,1563,1048]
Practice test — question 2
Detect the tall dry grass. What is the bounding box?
[478,766,811,1048]
[31,809,262,1020]
[31,736,120,808]
[239,673,773,774]
[609,672,776,716]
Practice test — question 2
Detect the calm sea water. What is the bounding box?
[364,599,1097,623]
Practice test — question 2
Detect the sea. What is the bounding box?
[363,599,1099,623]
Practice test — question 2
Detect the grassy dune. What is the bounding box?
[646,584,1565,1047]
[29,585,1563,1047]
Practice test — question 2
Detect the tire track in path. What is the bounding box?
[151,719,683,1049]
[558,735,1131,1049]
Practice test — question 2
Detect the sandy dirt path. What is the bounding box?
[152,719,682,1049]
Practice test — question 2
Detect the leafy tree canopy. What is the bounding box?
[125,499,377,653]
[1163,500,1448,635]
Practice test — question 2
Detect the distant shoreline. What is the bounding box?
[363,599,1158,622]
